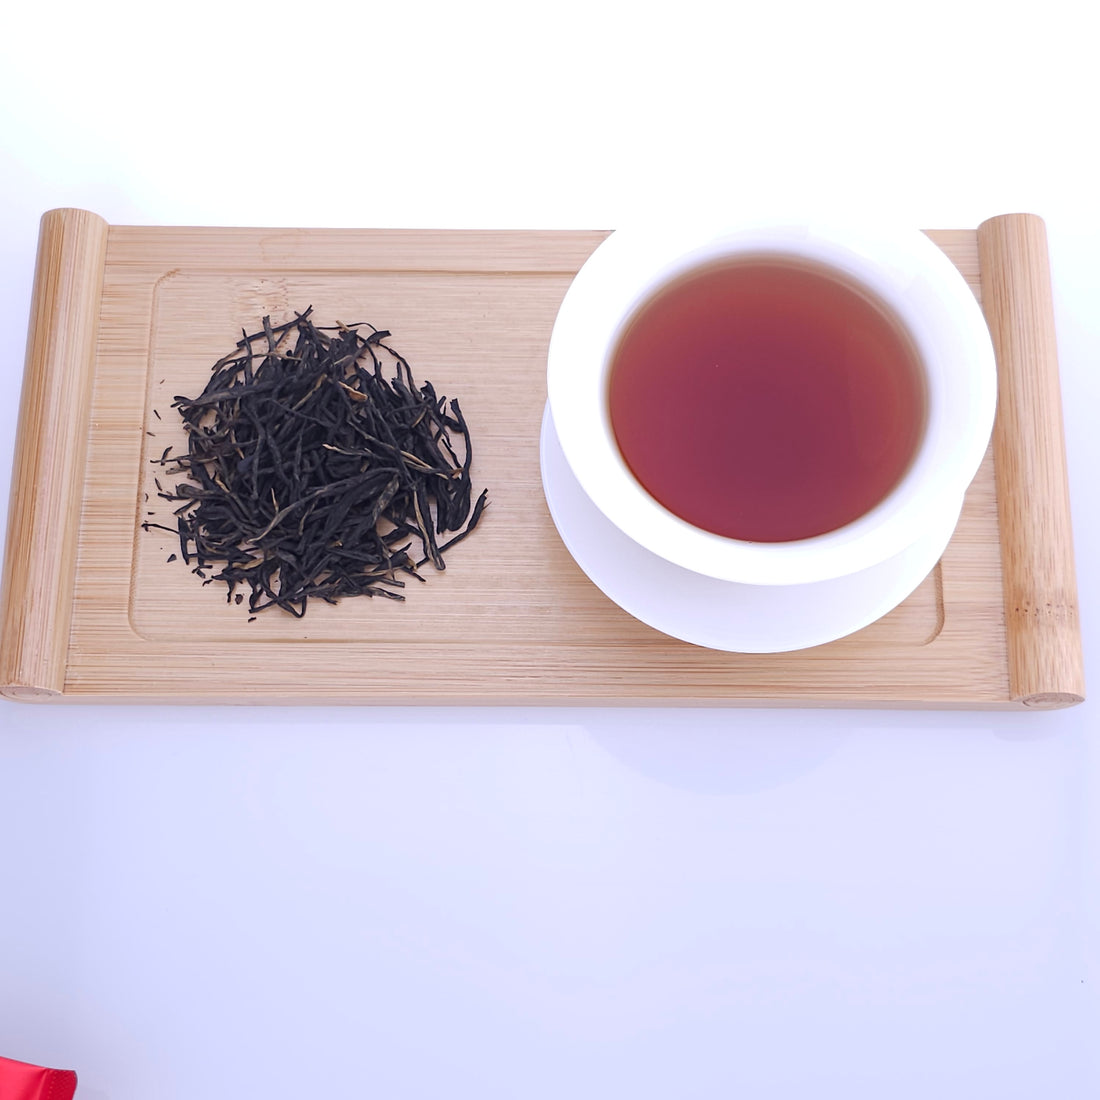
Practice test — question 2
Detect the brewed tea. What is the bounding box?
[607,258,926,543]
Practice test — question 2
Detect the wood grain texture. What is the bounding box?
[0,209,108,699]
[0,213,1081,706]
[978,214,1085,708]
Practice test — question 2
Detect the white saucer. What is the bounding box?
[540,406,961,653]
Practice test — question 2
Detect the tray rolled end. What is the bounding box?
[977,212,1085,710]
[0,208,109,696]
[1019,690,1084,710]
[1,684,64,703]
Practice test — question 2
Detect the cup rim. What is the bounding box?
[546,217,998,586]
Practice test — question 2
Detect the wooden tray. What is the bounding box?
[0,210,1085,707]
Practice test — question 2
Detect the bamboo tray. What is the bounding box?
[0,209,1084,707]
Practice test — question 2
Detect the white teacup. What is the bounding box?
[546,218,997,587]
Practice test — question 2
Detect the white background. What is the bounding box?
[1,2,1098,1097]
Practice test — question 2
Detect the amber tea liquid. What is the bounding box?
[607,258,926,543]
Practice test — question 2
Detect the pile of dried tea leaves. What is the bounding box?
[143,308,488,618]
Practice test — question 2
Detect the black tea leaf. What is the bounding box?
[142,309,489,618]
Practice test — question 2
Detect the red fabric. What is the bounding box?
[0,1055,77,1100]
